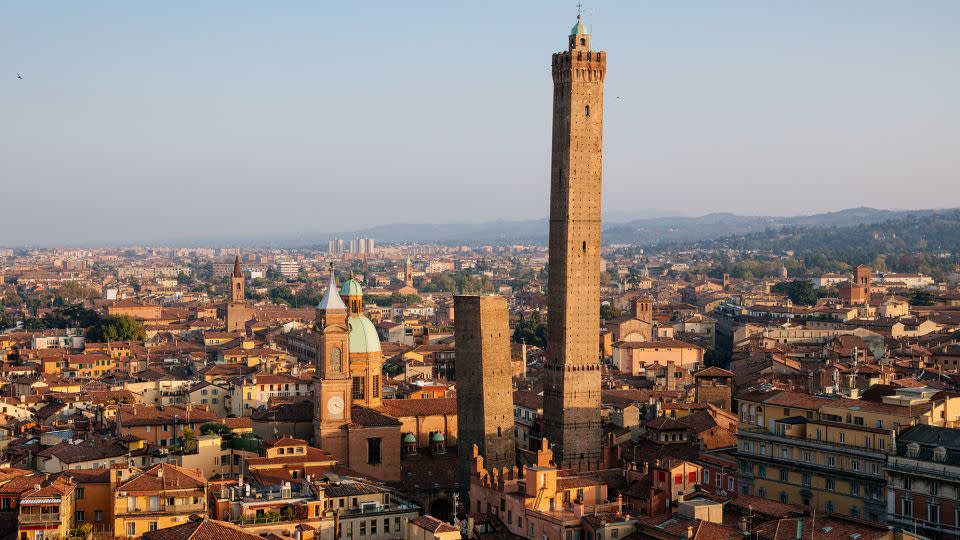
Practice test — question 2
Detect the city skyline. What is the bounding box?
[3,1,958,246]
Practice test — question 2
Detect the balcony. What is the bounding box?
[886,456,960,482]
[20,513,61,523]
[739,427,888,460]
[116,503,205,515]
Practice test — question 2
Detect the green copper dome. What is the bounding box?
[340,278,364,297]
[348,314,381,354]
[571,17,588,36]
[402,433,417,443]
[430,432,445,443]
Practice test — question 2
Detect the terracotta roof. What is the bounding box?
[264,436,307,448]
[694,366,734,378]
[410,515,459,534]
[142,518,263,540]
[377,397,456,417]
[351,406,403,427]
[118,463,205,492]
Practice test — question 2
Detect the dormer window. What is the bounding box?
[907,442,920,458]
[933,446,947,463]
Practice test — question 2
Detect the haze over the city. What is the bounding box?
[2,1,958,245]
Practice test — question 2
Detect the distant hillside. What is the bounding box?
[686,209,960,259]
[320,207,954,246]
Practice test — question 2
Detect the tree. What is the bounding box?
[907,288,934,306]
[179,427,198,454]
[771,280,818,306]
[599,304,622,320]
[87,315,145,342]
[512,312,547,348]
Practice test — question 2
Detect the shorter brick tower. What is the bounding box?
[694,367,735,411]
[454,295,516,505]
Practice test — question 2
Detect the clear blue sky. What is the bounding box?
[2,1,958,245]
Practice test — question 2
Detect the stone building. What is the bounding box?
[693,366,734,411]
[542,11,606,470]
[454,295,516,504]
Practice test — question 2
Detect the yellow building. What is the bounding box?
[113,463,206,537]
[735,387,955,523]
[17,476,76,540]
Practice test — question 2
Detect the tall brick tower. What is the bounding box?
[454,295,516,503]
[225,256,248,333]
[543,11,605,470]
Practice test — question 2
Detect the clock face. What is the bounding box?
[326,395,345,418]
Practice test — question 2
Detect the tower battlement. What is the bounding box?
[552,51,606,84]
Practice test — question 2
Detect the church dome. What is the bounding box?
[348,314,381,353]
[340,278,364,297]
[430,432,445,443]
[571,17,588,36]
[402,433,417,443]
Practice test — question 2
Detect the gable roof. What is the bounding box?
[142,518,263,540]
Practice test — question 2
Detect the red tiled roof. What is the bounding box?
[142,518,263,540]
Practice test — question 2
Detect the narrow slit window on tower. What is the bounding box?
[582,241,587,252]
[584,105,590,117]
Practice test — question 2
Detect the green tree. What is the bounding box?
[771,280,818,306]
[87,315,145,342]
[907,288,934,306]
[179,427,198,454]
[512,312,547,348]
[599,304,622,320]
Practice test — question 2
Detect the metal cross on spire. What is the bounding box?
[576,2,583,18]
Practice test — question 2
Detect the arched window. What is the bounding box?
[329,347,342,373]
[580,38,586,46]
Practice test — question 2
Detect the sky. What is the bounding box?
[2,1,958,246]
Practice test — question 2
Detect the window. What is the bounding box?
[728,477,735,491]
[825,501,835,512]
[371,519,377,535]
[584,105,590,117]
[851,483,860,496]
[826,455,836,467]
[360,521,366,536]
[352,376,366,400]
[902,499,913,517]
[758,465,766,478]
[851,507,860,519]
[384,518,390,533]
[904,477,912,490]
[76,487,85,500]
[930,481,940,496]
[802,473,811,487]
[367,438,382,465]
[76,511,85,522]
[329,347,342,372]
[758,487,766,498]
[373,375,380,398]
[826,479,835,491]
[94,511,103,522]
[127,523,137,537]
[803,451,812,463]
[780,492,788,503]
[852,460,860,472]
[688,471,697,484]
[839,432,845,443]
[779,469,788,482]
[702,470,710,485]
[149,522,159,532]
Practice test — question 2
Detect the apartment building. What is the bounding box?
[735,387,957,523]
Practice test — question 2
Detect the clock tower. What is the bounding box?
[314,268,351,461]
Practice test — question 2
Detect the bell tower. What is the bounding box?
[314,267,351,460]
[542,10,605,470]
[225,256,248,333]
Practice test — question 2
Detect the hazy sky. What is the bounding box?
[2,1,958,245]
